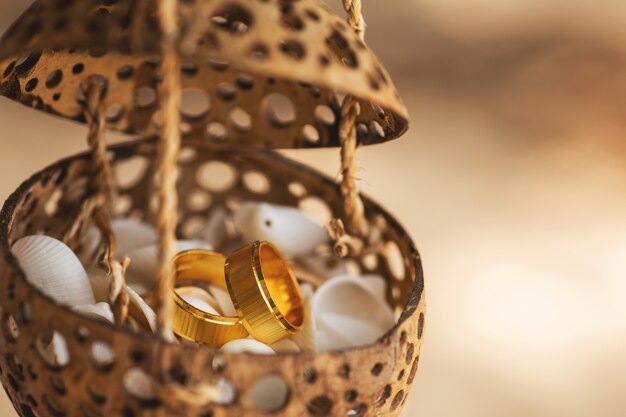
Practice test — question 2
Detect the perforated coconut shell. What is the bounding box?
[0,138,424,417]
[0,0,408,149]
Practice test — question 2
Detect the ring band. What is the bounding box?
[172,250,248,345]
[225,241,304,344]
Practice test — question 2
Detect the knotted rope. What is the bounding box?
[64,77,129,325]
[327,0,368,257]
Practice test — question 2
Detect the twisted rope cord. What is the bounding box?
[153,0,182,341]
[63,79,111,242]
[327,0,367,256]
[83,80,131,325]
[63,79,129,324]
[148,2,226,406]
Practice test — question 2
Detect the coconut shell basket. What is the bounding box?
[0,0,425,416]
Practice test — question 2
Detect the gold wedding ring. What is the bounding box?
[172,250,248,345]
[225,241,304,344]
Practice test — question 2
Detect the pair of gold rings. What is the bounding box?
[172,241,304,345]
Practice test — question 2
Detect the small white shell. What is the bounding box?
[213,378,237,405]
[233,203,327,256]
[193,207,230,249]
[124,368,156,401]
[178,290,220,315]
[317,313,391,351]
[12,235,95,306]
[72,302,114,323]
[288,283,317,352]
[77,224,102,266]
[91,341,116,366]
[312,275,394,351]
[207,285,237,316]
[126,286,159,334]
[87,268,109,303]
[294,254,348,281]
[126,240,213,289]
[219,339,275,354]
[41,331,70,368]
[270,338,300,353]
[111,218,157,257]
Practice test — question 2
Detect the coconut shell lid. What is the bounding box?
[0,0,409,149]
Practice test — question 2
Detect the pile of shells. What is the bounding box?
[12,202,397,357]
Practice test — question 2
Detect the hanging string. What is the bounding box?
[63,78,111,243]
[327,0,368,257]
[153,0,182,341]
[147,1,230,406]
[63,77,129,325]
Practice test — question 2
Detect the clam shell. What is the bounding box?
[219,339,275,354]
[233,203,327,256]
[12,235,95,306]
[312,275,394,351]
[72,302,114,323]
[111,218,157,257]
[193,207,230,249]
[288,283,317,352]
[126,240,213,289]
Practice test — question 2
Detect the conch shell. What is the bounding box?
[233,203,327,256]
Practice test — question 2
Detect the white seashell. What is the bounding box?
[126,240,213,289]
[214,378,236,405]
[249,374,290,412]
[288,283,317,352]
[219,339,275,354]
[207,285,237,316]
[12,235,95,306]
[124,368,156,401]
[178,290,220,315]
[193,207,230,249]
[42,331,70,368]
[73,302,114,323]
[294,254,348,281]
[316,313,389,351]
[111,218,157,257]
[126,285,158,333]
[313,275,394,330]
[77,224,102,266]
[87,268,109,303]
[312,275,394,350]
[270,338,300,353]
[88,267,152,304]
[330,274,388,302]
[359,274,388,301]
[91,341,116,366]
[233,202,327,256]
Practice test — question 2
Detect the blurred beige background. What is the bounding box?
[1,0,626,416]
